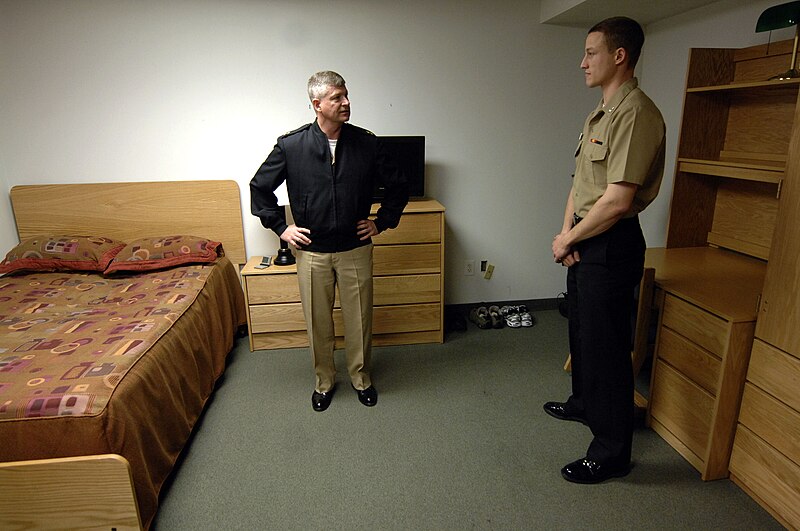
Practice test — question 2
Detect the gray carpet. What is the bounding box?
[153,309,780,530]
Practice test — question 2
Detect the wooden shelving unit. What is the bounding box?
[645,38,796,483]
[644,37,800,527]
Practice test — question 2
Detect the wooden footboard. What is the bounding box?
[0,454,142,530]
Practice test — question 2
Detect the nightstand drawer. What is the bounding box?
[657,327,721,395]
[246,274,300,305]
[662,294,727,357]
[250,302,305,333]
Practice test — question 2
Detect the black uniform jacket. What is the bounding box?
[250,120,409,253]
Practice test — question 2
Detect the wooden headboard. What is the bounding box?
[9,180,247,267]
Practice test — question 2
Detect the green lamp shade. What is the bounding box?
[756,1,800,32]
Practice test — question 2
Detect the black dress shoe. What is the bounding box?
[312,386,336,412]
[543,401,587,425]
[561,457,631,484]
[353,385,378,407]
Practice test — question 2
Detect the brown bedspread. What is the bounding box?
[0,257,246,529]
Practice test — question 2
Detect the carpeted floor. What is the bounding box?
[153,309,780,530]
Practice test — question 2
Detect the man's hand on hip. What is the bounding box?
[281,224,311,248]
[357,219,378,240]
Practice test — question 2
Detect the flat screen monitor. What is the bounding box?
[375,135,425,200]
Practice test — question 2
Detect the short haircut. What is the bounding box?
[307,71,346,102]
[589,17,645,69]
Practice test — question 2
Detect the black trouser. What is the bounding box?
[565,216,645,465]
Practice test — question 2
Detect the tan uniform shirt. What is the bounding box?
[573,77,666,218]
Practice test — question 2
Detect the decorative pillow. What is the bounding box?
[0,235,126,275]
[104,235,223,274]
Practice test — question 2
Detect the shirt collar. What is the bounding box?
[592,77,639,116]
[312,119,347,141]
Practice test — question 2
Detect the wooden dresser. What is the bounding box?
[646,39,800,527]
[241,199,445,351]
[726,49,800,530]
[646,247,764,480]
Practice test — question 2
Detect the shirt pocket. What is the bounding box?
[582,141,608,185]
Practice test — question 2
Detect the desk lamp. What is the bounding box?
[756,0,800,79]
[273,182,295,266]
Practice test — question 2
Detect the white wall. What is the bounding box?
[0,0,794,304]
[0,0,592,304]
[0,173,14,247]
[0,8,18,248]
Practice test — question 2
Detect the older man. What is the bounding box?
[251,71,408,412]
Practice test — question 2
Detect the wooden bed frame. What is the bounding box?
[0,455,141,530]
[0,180,246,530]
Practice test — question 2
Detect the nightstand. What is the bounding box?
[240,256,304,351]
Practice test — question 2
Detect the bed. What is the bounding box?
[0,180,248,530]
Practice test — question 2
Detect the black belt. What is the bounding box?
[573,213,638,226]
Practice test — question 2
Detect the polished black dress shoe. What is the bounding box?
[353,385,378,407]
[543,401,587,425]
[312,386,336,412]
[561,457,631,484]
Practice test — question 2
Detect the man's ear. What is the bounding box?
[614,47,627,67]
[312,98,321,112]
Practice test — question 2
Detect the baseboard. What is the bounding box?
[446,298,560,315]
[443,298,563,333]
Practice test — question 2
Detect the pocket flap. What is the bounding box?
[586,142,608,162]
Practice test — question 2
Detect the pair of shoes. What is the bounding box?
[312,386,336,412]
[500,305,521,328]
[487,305,504,328]
[469,306,492,329]
[353,385,378,406]
[543,401,588,425]
[499,305,535,328]
[561,457,631,484]
[517,304,535,327]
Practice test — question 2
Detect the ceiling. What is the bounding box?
[540,0,723,27]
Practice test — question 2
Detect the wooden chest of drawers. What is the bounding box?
[645,247,763,481]
[729,339,800,528]
[241,199,445,351]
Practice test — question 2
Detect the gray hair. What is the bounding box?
[307,71,346,101]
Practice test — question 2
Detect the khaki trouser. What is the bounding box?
[296,244,373,393]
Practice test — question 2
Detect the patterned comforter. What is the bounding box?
[0,264,215,420]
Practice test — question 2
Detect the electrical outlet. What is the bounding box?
[465,260,475,276]
[481,260,488,272]
[484,264,494,280]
